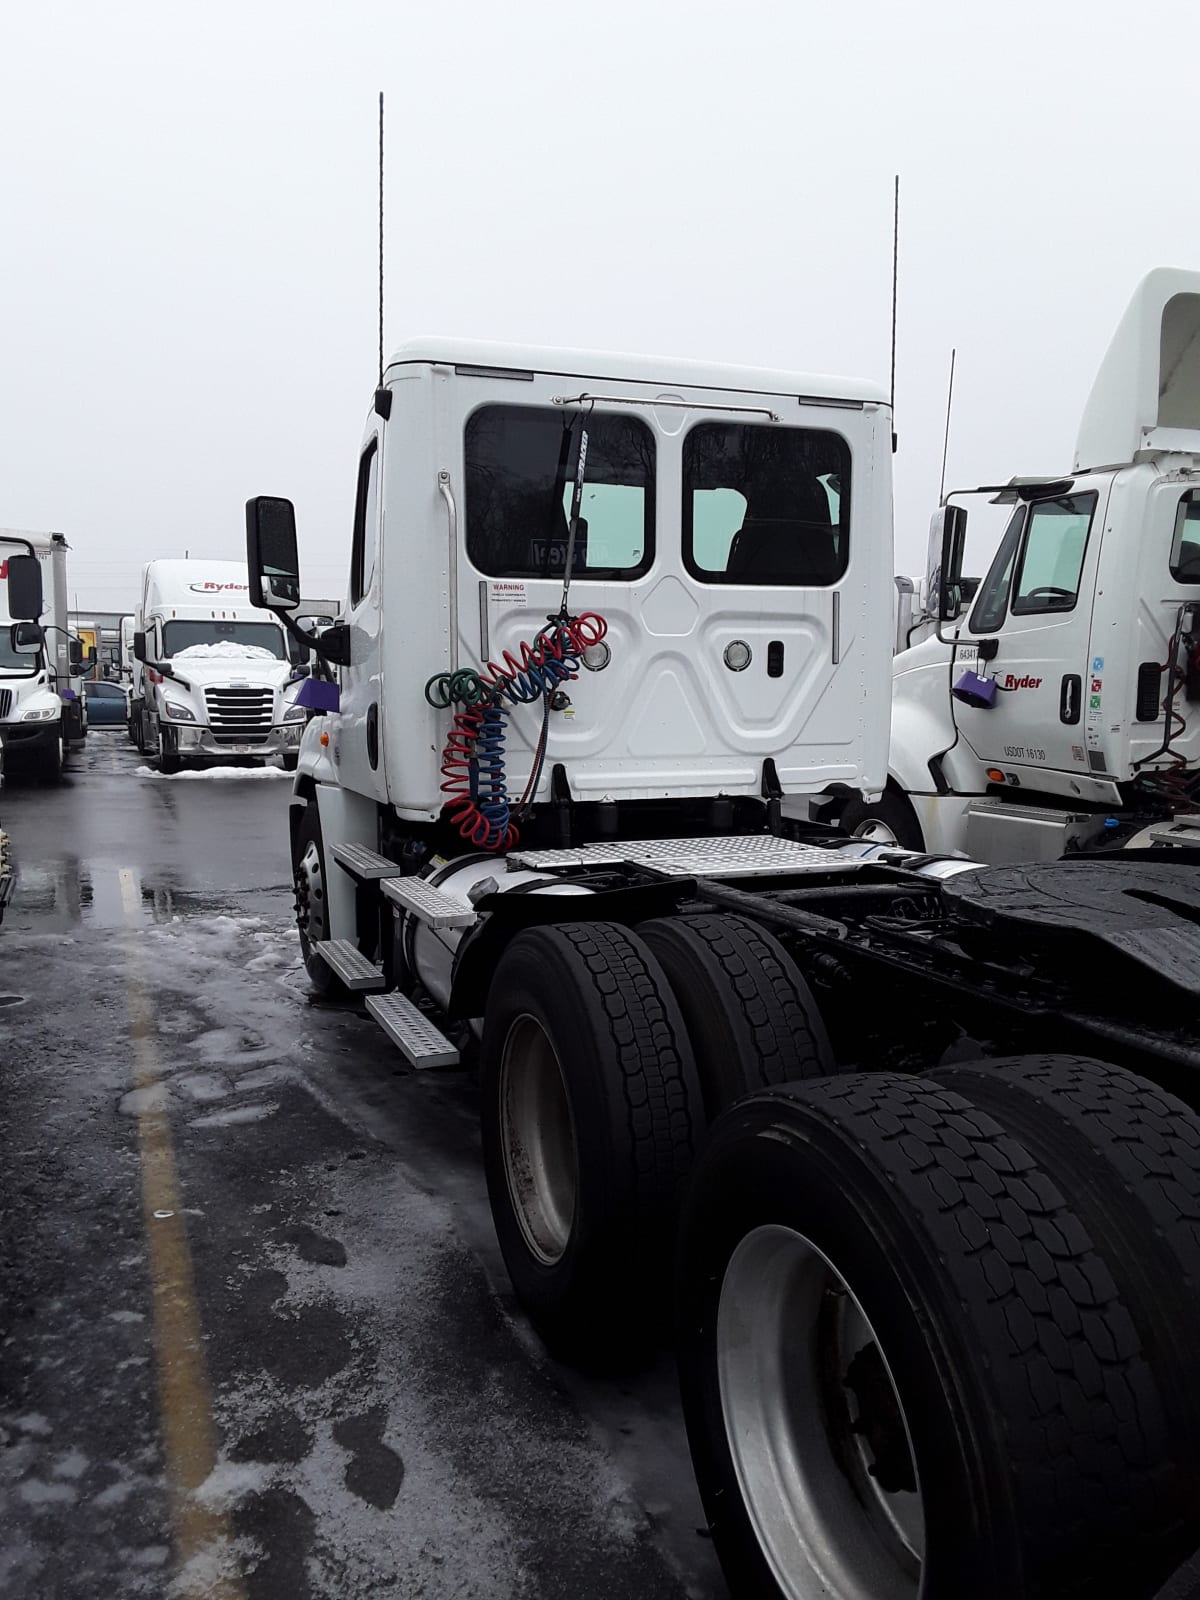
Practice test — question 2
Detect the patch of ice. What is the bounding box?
[176,1072,230,1104]
[173,642,280,661]
[189,1102,279,1129]
[169,1534,263,1598]
[109,1310,145,1325]
[118,1084,169,1117]
[11,1413,51,1437]
[131,1545,171,1568]
[190,1459,272,1512]
[17,1478,77,1506]
[136,764,290,781]
[51,1449,88,1481]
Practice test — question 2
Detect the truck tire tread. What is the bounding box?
[638,914,833,1117]
[678,1072,1173,1598]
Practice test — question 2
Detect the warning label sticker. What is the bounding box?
[488,581,527,609]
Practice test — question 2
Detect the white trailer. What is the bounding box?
[854,269,1200,861]
[245,337,1200,1600]
[130,559,306,771]
[0,529,87,781]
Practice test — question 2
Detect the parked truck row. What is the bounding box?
[238,276,1200,1600]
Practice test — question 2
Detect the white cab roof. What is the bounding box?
[0,529,66,552]
[1075,268,1200,470]
[384,338,889,406]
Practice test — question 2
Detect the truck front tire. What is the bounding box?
[840,788,924,851]
[38,725,64,784]
[480,921,702,1368]
[292,803,346,998]
[677,1073,1173,1600]
[638,913,834,1119]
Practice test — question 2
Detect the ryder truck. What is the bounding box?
[130,559,305,771]
[246,338,1200,1600]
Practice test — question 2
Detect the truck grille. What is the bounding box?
[0,689,10,718]
[204,686,274,745]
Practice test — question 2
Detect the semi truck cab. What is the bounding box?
[873,269,1200,861]
[131,560,306,771]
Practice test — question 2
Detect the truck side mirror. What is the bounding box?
[6,554,43,621]
[927,505,969,630]
[10,621,43,654]
[69,637,85,669]
[133,630,147,663]
[246,497,301,612]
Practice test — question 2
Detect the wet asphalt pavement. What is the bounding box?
[0,734,723,1600]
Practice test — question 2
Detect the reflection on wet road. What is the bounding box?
[0,734,721,1600]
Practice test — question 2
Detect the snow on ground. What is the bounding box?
[135,765,290,780]
[172,643,281,661]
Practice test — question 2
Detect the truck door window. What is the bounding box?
[1170,490,1200,583]
[968,505,1024,633]
[465,407,654,580]
[350,438,380,606]
[682,422,850,585]
[1010,493,1096,615]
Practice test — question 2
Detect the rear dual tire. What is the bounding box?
[678,1072,1186,1600]
[481,921,703,1368]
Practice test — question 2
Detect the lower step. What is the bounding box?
[313,939,387,992]
[366,993,460,1069]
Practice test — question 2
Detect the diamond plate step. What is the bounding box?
[508,835,852,878]
[381,876,476,929]
[366,993,460,1068]
[313,939,387,991]
[331,842,401,881]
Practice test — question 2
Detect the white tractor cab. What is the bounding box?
[130,559,307,772]
[858,268,1200,862]
[0,530,89,782]
[248,339,1200,1600]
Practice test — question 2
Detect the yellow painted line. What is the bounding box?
[118,867,245,1598]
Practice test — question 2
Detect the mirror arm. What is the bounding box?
[147,661,193,691]
[274,607,350,669]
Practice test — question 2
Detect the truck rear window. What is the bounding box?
[464,406,654,580]
[683,422,850,586]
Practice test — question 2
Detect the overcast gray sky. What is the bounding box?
[4,0,1199,609]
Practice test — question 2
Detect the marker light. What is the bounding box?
[723,640,752,672]
[580,641,611,672]
[986,768,1006,783]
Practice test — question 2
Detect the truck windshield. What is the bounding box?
[161,621,286,659]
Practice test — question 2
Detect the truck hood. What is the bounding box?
[165,656,294,692]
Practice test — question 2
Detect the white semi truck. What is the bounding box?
[0,529,88,781]
[130,559,306,772]
[246,338,1200,1600]
[850,268,1200,862]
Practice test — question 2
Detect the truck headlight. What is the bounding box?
[163,702,196,722]
[21,706,59,722]
[283,704,307,722]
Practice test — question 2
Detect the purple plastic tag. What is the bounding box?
[296,677,340,713]
[951,670,997,710]
[60,688,78,701]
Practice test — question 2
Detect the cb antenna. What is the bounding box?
[378,91,384,389]
[374,93,391,418]
[938,347,957,504]
[889,174,899,452]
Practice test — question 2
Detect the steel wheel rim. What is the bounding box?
[718,1223,925,1600]
[498,1014,577,1266]
[296,839,327,945]
[853,817,900,846]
